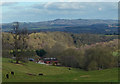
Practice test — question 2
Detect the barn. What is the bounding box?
[43,58,58,65]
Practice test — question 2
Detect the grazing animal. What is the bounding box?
[38,73,43,76]
[68,68,71,70]
[6,74,9,79]
[26,73,36,76]
[11,71,14,75]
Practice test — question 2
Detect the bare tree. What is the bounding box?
[11,22,29,63]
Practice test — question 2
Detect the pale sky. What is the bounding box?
[0,0,119,2]
[0,0,119,23]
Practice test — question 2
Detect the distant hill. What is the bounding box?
[2,19,118,34]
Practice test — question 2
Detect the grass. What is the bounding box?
[2,58,118,82]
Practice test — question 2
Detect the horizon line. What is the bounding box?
[1,18,118,24]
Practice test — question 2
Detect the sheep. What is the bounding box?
[68,68,71,70]
[26,73,36,76]
[6,74,9,79]
[11,71,14,75]
[38,73,43,76]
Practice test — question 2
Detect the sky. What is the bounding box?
[0,1,118,23]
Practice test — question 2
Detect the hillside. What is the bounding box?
[2,32,118,50]
[2,19,118,34]
[2,58,118,82]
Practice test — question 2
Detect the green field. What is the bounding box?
[2,58,118,82]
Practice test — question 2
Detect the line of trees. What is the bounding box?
[44,39,119,70]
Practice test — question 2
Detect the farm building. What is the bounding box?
[43,58,59,65]
[37,60,45,64]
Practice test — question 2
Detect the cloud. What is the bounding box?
[0,2,18,6]
[33,2,86,10]
[98,7,102,11]
[32,2,117,12]
[44,2,54,8]
[2,2,118,23]
[47,3,85,10]
[1,0,119,2]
